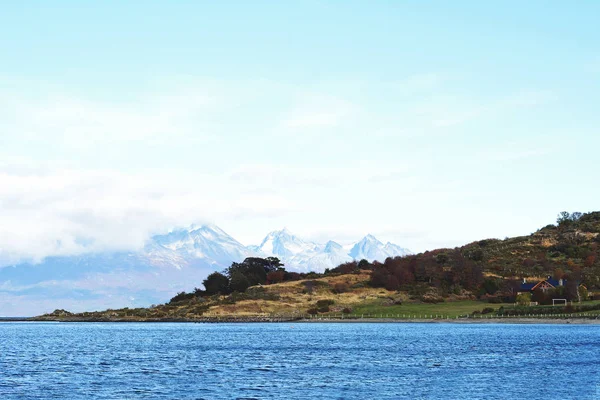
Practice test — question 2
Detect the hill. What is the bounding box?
[461,211,600,281]
[35,212,600,321]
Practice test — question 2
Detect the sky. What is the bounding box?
[0,1,599,266]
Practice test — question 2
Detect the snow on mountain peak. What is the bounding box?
[152,224,254,264]
[257,228,317,258]
[324,240,343,253]
[249,230,410,272]
[348,234,409,262]
[383,242,411,257]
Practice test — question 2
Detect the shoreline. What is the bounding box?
[9,316,600,324]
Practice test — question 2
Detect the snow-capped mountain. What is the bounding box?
[384,242,411,257]
[153,224,257,267]
[254,228,320,258]
[249,230,411,272]
[303,241,353,272]
[0,224,410,316]
[348,234,410,262]
[0,224,257,316]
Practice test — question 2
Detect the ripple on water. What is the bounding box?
[1,322,599,399]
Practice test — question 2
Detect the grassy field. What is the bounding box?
[325,299,600,319]
[341,300,511,318]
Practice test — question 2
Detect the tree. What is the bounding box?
[584,255,596,268]
[384,275,400,291]
[225,257,284,287]
[578,285,589,302]
[266,270,285,284]
[229,271,251,293]
[571,212,583,221]
[396,265,415,285]
[553,268,565,281]
[370,267,390,288]
[516,292,532,306]
[557,211,582,228]
[564,279,579,302]
[203,272,230,295]
[481,279,499,295]
[434,253,449,264]
[358,259,371,270]
[332,261,359,274]
[557,211,571,226]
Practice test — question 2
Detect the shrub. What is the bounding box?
[497,303,600,316]
[579,286,589,301]
[332,282,350,294]
[169,291,195,304]
[331,261,359,274]
[302,280,329,294]
[481,307,494,314]
[421,295,444,303]
[307,308,318,315]
[516,292,532,306]
[342,308,352,314]
[266,270,285,284]
[223,287,280,304]
[481,294,503,303]
[316,299,334,308]
[464,248,484,261]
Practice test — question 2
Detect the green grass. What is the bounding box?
[340,300,512,318]
[499,299,600,317]
[317,299,600,319]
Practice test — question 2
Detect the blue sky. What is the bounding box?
[0,1,599,264]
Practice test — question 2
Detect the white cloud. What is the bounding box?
[0,166,296,266]
[0,76,566,265]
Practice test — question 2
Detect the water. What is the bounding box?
[1,322,599,399]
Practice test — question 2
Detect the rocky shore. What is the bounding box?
[23,315,600,324]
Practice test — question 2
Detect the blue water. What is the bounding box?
[1,322,599,399]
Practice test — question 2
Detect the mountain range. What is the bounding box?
[250,228,410,272]
[0,225,410,316]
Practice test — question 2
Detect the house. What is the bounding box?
[518,276,588,297]
[518,276,565,294]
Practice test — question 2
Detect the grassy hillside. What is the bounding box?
[37,271,510,321]
[460,211,600,282]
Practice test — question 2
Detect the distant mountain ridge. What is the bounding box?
[250,228,411,271]
[0,224,410,316]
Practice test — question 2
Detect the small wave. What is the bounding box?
[248,367,275,372]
